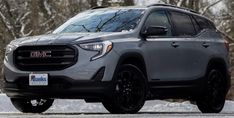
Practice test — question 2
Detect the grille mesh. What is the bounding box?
[14,45,78,71]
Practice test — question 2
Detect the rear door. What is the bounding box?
[168,11,208,81]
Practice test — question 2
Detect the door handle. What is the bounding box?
[171,42,179,48]
[202,42,209,48]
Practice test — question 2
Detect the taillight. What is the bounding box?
[219,31,230,52]
[224,40,229,52]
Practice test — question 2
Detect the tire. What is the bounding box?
[196,69,227,113]
[10,98,54,113]
[102,64,147,114]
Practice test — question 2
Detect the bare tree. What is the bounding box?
[88,0,98,7]
[122,0,134,6]
[102,0,110,6]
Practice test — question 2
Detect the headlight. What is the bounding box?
[79,41,113,61]
[5,44,14,61]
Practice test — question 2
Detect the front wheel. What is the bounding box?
[196,69,227,113]
[102,64,147,114]
[10,98,54,113]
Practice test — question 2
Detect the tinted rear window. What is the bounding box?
[170,11,196,36]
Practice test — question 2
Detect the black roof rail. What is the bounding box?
[91,6,108,9]
[147,4,199,14]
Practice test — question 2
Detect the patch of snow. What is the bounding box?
[0,94,234,113]
[0,94,18,112]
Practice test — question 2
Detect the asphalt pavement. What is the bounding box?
[0,112,234,118]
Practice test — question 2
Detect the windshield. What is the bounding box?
[53,9,145,33]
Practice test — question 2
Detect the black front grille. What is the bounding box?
[14,45,78,71]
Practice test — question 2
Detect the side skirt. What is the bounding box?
[147,77,205,100]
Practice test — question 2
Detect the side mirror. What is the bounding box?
[142,26,168,37]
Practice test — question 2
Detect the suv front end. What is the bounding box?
[3,39,119,99]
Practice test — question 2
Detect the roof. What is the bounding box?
[147,4,199,14]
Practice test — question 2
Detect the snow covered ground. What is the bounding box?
[1,94,234,113]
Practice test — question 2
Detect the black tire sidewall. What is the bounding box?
[197,68,226,113]
[103,64,147,114]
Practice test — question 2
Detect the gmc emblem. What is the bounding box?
[30,51,52,58]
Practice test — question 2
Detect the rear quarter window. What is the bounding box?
[194,16,216,30]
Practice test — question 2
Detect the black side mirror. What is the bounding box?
[142,26,168,37]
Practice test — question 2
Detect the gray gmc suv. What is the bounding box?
[3,4,231,114]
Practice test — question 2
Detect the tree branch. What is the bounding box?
[201,0,222,15]
[0,11,16,39]
[177,0,185,7]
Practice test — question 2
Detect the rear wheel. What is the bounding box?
[10,98,54,113]
[102,64,147,114]
[197,69,227,113]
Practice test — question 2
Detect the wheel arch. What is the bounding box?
[206,57,230,92]
[207,58,228,76]
[116,52,148,80]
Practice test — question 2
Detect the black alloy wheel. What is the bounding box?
[102,64,147,114]
[197,69,227,113]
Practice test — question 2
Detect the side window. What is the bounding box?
[191,16,201,33]
[170,11,196,36]
[144,10,172,36]
[194,16,215,30]
[208,21,216,29]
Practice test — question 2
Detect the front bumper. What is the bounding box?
[3,75,113,99]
